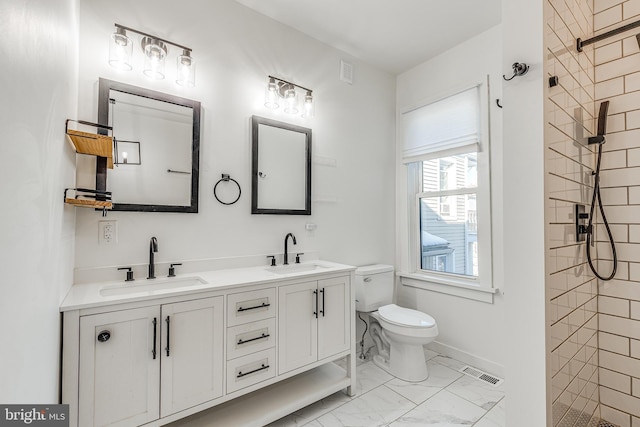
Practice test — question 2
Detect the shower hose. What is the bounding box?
[585,142,618,281]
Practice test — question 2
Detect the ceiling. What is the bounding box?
[233,0,502,75]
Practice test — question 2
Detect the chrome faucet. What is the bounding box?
[148,237,158,279]
[283,233,297,265]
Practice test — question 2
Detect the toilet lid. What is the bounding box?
[378,304,436,328]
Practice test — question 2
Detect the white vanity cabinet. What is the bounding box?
[76,297,224,427]
[62,263,356,427]
[278,276,350,374]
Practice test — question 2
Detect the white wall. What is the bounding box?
[394,26,506,375]
[0,0,78,402]
[503,0,548,425]
[74,0,396,276]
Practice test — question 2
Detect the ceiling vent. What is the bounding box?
[340,60,353,85]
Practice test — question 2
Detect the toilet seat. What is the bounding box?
[378,304,436,328]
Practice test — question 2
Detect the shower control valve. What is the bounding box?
[575,204,591,242]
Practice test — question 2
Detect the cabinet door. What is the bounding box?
[79,306,160,427]
[317,276,350,360]
[160,296,224,417]
[278,281,318,374]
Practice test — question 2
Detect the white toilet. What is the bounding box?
[355,265,438,382]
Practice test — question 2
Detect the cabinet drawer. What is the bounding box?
[226,348,276,394]
[227,288,276,326]
[227,318,276,360]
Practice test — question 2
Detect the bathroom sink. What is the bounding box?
[100,276,207,296]
[265,263,328,275]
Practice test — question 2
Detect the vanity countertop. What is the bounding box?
[60,260,355,312]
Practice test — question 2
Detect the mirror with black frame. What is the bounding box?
[251,116,311,215]
[96,78,201,213]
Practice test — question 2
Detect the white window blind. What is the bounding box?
[401,86,481,163]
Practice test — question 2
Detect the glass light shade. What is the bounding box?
[264,78,279,109]
[108,28,133,71]
[302,91,314,118]
[142,38,167,80]
[176,50,196,87]
[283,86,298,115]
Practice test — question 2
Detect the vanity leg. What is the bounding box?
[346,352,357,397]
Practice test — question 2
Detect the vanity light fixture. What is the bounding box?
[264,76,313,118]
[108,24,196,87]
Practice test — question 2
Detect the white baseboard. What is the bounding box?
[427,341,504,378]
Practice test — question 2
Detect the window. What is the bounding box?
[400,83,493,295]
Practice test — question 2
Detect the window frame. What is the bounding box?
[400,80,496,303]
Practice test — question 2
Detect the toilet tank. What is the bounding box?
[354,264,394,312]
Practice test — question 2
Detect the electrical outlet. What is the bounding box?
[99,220,117,245]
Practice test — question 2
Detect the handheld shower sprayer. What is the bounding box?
[579,100,618,281]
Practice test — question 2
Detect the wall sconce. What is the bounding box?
[108,24,196,87]
[264,76,314,118]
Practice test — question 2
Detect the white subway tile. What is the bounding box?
[623,35,640,56]
[602,149,628,169]
[632,338,640,356]
[628,110,640,130]
[597,41,624,63]
[624,0,640,19]
[600,314,640,339]
[597,55,640,82]
[600,330,631,354]
[630,225,640,242]
[630,186,640,204]
[595,5,623,31]
[634,416,640,427]
[601,168,640,189]
[625,71,640,92]
[600,386,640,417]
[628,148,640,166]
[595,0,625,13]
[602,279,640,299]
[601,403,632,427]
[609,112,627,132]
[632,301,640,319]
[594,204,640,224]
[596,77,624,99]
[634,378,640,398]
[600,295,631,316]
[600,367,632,393]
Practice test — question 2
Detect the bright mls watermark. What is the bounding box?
[0,405,68,426]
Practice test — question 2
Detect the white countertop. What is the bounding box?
[60,260,355,312]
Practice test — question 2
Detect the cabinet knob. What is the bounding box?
[97,330,111,342]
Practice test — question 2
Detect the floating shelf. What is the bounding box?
[65,119,114,169]
[64,188,112,210]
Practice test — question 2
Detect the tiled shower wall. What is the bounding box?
[546,0,601,425]
[593,0,640,425]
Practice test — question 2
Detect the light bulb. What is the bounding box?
[264,77,279,109]
[302,90,314,118]
[108,27,132,71]
[284,85,298,115]
[176,50,196,87]
[142,37,167,80]
[122,151,128,164]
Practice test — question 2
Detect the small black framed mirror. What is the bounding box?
[97,78,201,213]
[251,116,311,215]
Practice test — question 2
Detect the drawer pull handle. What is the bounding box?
[238,333,270,345]
[237,302,270,312]
[237,363,269,378]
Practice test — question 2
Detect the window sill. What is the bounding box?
[397,272,498,303]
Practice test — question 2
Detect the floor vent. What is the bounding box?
[459,366,504,387]
[598,421,619,427]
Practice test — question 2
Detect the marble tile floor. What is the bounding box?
[267,349,505,427]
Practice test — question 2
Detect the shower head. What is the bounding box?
[588,100,610,145]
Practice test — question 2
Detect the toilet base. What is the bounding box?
[372,341,429,383]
